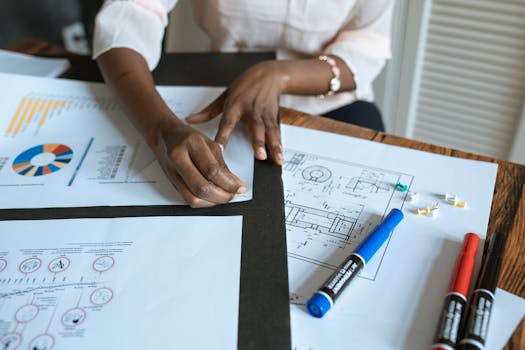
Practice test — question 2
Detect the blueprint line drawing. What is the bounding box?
[283,149,414,303]
[285,202,363,252]
[346,169,392,193]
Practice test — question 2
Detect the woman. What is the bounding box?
[93,0,393,207]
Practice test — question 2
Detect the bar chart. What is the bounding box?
[4,94,119,138]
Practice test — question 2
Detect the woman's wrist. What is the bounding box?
[264,57,355,96]
[271,61,292,94]
[251,61,291,95]
[147,112,184,149]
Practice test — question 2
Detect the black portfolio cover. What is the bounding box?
[0,52,291,350]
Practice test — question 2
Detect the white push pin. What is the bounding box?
[444,193,458,203]
[445,193,467,208]
[430,202,440,216]
[407,191,419,202]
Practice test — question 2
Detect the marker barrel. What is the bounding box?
[432,292,468,350]
[432,233,480,350]
[306,254,365,318]
[457,289,494,350]
[458,232,508,350]
[306,208,404,318]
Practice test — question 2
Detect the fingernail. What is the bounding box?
[219,143,224,154]
[276,153,284,164]
[257,147,267,159]
[237,186,247,194]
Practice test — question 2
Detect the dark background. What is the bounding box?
[0,0,102,50]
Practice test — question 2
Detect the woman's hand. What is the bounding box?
[153,117,246,208]
[97,48,355,207]
[186,55,356,166]
[186,61,288,165]
[97,48,245,208]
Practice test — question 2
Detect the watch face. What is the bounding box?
[330,77,341,92]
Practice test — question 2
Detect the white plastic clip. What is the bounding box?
[407,191,419,202]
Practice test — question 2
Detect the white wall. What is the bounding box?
[510,102,525,164]
[165,0,208,52]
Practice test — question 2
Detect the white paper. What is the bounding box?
[485,288,525,350]
[0,50,70,77]
[281,125,501,349]
[0,216,243,350]
[290,289,525,350]
[0,73,253,208]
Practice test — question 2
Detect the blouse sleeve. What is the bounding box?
[323,0,393,100]
[92,0,177,70]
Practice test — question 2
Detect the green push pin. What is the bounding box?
[395,182,408,192]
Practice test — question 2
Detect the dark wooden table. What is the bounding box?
[7,38,525,349]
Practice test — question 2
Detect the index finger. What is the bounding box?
[186,90,227,124]
[263,106,283,165]
[215,104,242,149]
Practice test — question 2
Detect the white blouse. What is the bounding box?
[93,0,393,115]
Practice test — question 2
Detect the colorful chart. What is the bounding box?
[5,97,68,137]
[12,144,73,176]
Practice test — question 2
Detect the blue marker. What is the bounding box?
[306,208,404,318]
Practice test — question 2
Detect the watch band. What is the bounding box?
[318,55,341,98]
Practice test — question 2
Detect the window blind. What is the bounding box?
[412,0,525,159]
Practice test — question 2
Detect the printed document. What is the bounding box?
[0,216,242,349]
[0,73,253,208]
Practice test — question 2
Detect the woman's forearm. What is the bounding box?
[96,48,182,148]
[96,47,245,207]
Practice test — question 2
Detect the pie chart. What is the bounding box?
[12,144,73,176]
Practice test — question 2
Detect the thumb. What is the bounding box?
[185,111,215,124]
[185,90,227,124]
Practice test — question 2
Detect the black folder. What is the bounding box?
[0,52,291,350]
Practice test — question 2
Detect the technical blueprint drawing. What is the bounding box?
[283,149,414,304]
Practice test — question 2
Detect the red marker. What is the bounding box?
[432,233,480,350]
